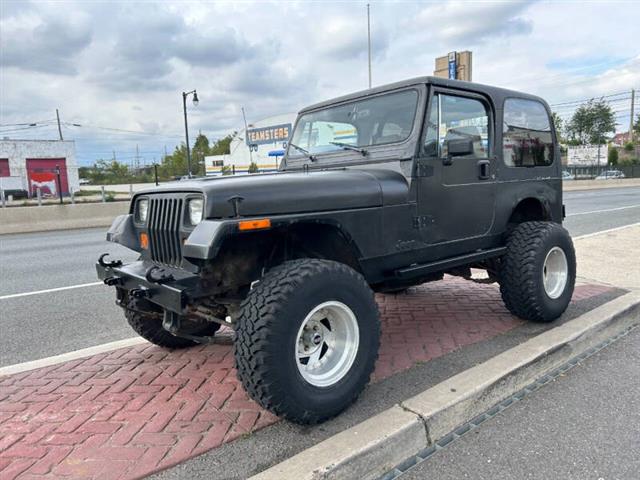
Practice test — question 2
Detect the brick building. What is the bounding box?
[0,139,79,197]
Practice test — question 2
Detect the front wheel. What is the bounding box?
[499,221,576,322]
[234,259,380,424]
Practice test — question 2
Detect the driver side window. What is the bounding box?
[424,93,489,159]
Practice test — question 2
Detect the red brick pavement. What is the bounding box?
[0,279,612,479]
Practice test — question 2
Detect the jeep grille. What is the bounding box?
[148,197,184,267]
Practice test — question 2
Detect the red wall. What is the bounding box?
[26,158,69,196]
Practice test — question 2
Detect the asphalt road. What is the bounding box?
[400,326,640,480]
[0,186,638,367]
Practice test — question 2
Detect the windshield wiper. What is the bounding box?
[289,143,317,162]
[329,141,368,156]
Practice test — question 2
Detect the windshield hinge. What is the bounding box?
[414,159,434,178]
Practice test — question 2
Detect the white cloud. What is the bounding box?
[0,0,638,165]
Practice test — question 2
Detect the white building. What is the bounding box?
[0,139,79,197]
[205,113,296,176]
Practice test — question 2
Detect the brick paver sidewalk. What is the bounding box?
[0,279,611,479]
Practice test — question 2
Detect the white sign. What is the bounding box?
[567,145,606,166]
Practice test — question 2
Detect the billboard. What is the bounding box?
[246,123,292,146]
[567,145,606,166]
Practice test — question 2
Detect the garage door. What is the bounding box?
[0,159,9,177]
[26,158,69,196]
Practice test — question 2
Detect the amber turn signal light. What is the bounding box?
[139,232,149,249]
[238,218,272,231]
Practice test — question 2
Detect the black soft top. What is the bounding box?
[299,76,549,114]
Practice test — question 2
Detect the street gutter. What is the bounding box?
[251,292,640,480]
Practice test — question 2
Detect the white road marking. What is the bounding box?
[567,204,640,217]
[573,222,640,240]
[0,337,148,377]
[0,282,104,301]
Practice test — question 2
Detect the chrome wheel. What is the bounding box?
[543,246,568,299]
[295,301,360,387]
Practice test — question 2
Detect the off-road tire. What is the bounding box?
[499,221,576,322]
[234,259,380,424]
[124,296,220,349]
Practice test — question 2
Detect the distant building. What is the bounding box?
[611,132,630,147]
[0,139,79,197]
[205,113,296,176]
[434,51,473,81]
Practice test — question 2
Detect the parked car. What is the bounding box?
[595,170,625,180]
[97,76,576,424]
[562,170,574,180]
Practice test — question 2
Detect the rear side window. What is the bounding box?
[503,98,554,167]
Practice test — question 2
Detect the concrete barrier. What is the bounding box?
[0,202,128,235]
[563,178,640,191]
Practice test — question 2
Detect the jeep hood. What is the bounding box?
[139,169,408,218]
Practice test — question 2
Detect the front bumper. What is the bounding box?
[96,258,204,314]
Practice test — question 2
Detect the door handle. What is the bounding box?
[478,160,491,180]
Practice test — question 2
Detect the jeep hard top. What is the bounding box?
[98,76,576,424]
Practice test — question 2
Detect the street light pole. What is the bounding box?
[182,89,199,178]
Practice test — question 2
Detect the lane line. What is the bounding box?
[1,222,638,376]
[0,282,104,301]
[573,222,640,240]
[567,204,640,217]
[0,337,148,377]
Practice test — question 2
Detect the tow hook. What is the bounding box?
[145,265,175,284]
[98,253,123,268]
[104,276,123,286]
[163,311,181,334]
[130,287,150,299]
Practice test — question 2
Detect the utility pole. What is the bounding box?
[241,107,253,164]
[56,109,63,140]
[630,89,635,143]
[367,3,372,89]
[134,144,141,171]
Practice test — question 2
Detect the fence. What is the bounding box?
[564,164,640,179]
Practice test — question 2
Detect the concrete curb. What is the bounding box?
[251,292,640,480]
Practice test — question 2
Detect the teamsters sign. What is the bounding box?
[246,123,292,146]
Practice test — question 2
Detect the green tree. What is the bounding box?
[248,162,258,174]
[191,134,210,176]
[159,143,189,179]
[210,134,235,155]
[551,112,564,142]
[567,99,616,145]
[607,147,618,166]
[221,165,232,176]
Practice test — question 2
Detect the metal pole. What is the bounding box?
[630,89,635,144]
[37,187,42,206]
[154,164,159,186]
[55,165,63,204]
[101,185,106,203]
[1,188,5,208]
[367,3,372,89]
[241,107,253,164]
[56,109,63,141]
[183,92,192,178]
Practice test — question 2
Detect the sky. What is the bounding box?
[1,0,639,166]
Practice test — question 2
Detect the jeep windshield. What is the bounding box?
[287,89,418,160]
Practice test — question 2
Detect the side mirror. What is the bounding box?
[446,138,475,157]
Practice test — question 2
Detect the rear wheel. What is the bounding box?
[234,259,380,424]
[499,221,576,322]
[123,296,220,348]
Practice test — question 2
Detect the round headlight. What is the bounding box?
[188,198,203,225]
[137,198,149,223]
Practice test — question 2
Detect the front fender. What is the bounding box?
[106,214,140,251]
[182,220,237,260]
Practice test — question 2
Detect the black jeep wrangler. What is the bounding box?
[98,76,576,424]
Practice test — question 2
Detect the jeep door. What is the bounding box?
[416,88,496,246]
